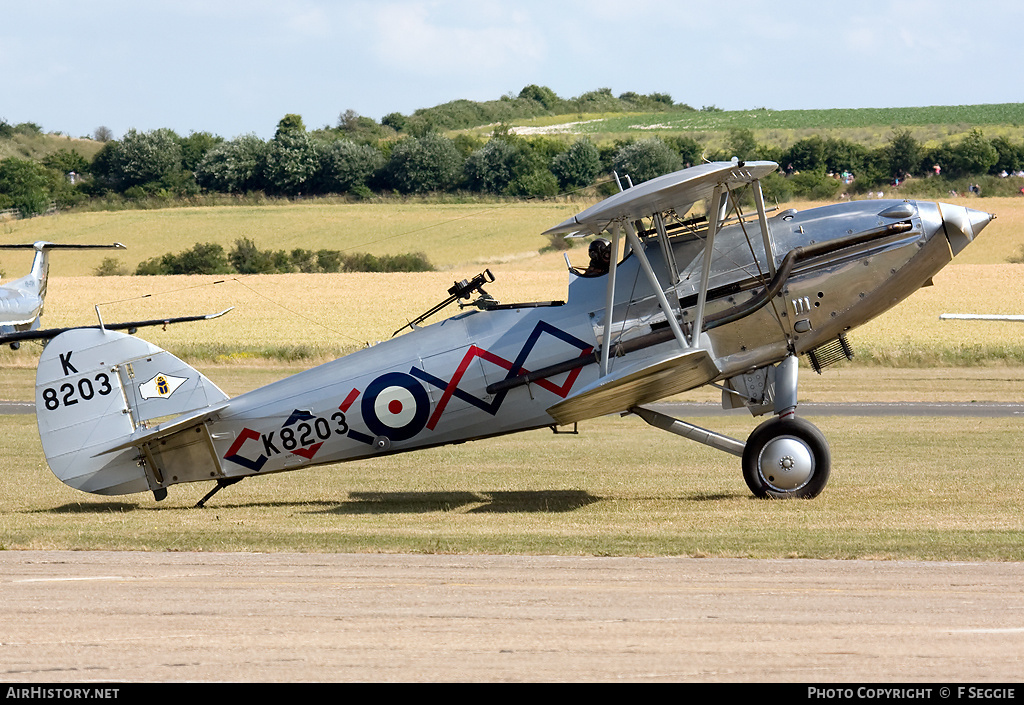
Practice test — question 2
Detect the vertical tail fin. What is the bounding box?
[35,328,228,497]
[0,242,125,332]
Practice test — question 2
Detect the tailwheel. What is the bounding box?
[742,416,831,499]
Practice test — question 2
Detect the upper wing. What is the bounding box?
[543,160,778,236]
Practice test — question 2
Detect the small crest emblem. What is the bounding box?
[139,373,187,399]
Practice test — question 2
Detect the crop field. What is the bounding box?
[1,194,1022,364]
[0,200,580,276]
[1,192,1023,560]
[578,103,1024,132]
[504,103,1024,146]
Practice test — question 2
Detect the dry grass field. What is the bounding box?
[1,409,1021,558]
[0,200,581,275]
[1,197,1023,559]
[0,194,1021,365]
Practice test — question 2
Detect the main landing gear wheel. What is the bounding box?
[742,416,831,499]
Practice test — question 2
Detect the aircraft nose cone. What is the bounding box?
[941,203,995,255]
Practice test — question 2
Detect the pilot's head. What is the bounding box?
[589,238,611,263]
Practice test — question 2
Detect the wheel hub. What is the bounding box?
[758,436,814,491]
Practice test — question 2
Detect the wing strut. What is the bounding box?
[691,184,727,343]
[621,220,689,349]
[653,212,680,285]
[599,224,622,376]
[751,179,778,278]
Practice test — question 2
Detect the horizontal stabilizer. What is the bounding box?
[0,308,232,345]
[0,242,126,251]
[94,402,230,457]
[547,348,719,425]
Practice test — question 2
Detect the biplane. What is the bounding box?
[0,241,231,350]
[28,161,994,505]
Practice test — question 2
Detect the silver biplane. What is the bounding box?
[29,161,994,505]
[0,241,231,349]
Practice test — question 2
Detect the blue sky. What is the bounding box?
[3,0,1021,141]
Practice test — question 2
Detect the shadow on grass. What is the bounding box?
[43,502,145,514]
[326,490,602,514]
[38,499,340,513]
[39,490,745,514]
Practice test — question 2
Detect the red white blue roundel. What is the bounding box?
[361,372,430,442]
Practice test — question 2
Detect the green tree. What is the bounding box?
[290,248,321,273]
[551,139,600,191]
[929,129,999,179]
[335,110,390,143]
[822,137,870,176]
[518,84,559,110]
[316,139,384,193]
[171,242,231,274]
[782,136,826,172]
[195,134,267,193]
[381,112,407,133]
[274,114,306,138]
[229,238,277,273]
[135,242,231,275]
[95,128,184,191]
[0,158,53,216]
[180,131,223,173]
[385,133,463,193]
[42,149,90,176]
[264,131,319,195]
[316,249,342,272]
[664,135,704,167]
[886,128,921,177]
[612,138,681,184]
[94,257,128,276]
[789,171,844,200]
[991,136,1024,174]
[463,130,561,197]
[464,138,519,193]
[725,128,758,161]
[951,129,999,177]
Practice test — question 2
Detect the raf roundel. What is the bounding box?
[361,372,431,442]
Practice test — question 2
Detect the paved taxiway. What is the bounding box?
[1,551,1022,682]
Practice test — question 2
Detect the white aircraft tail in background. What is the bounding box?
[0,242,125,346]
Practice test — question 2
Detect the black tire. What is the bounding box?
[742,416,831,499]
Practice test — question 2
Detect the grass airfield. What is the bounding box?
[1,405,1022,559]
[1,194,1023,560]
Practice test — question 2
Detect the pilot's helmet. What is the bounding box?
[589,238,611,261]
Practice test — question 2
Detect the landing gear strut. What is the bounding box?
[195,478,243,508]
[633,354,832,499]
